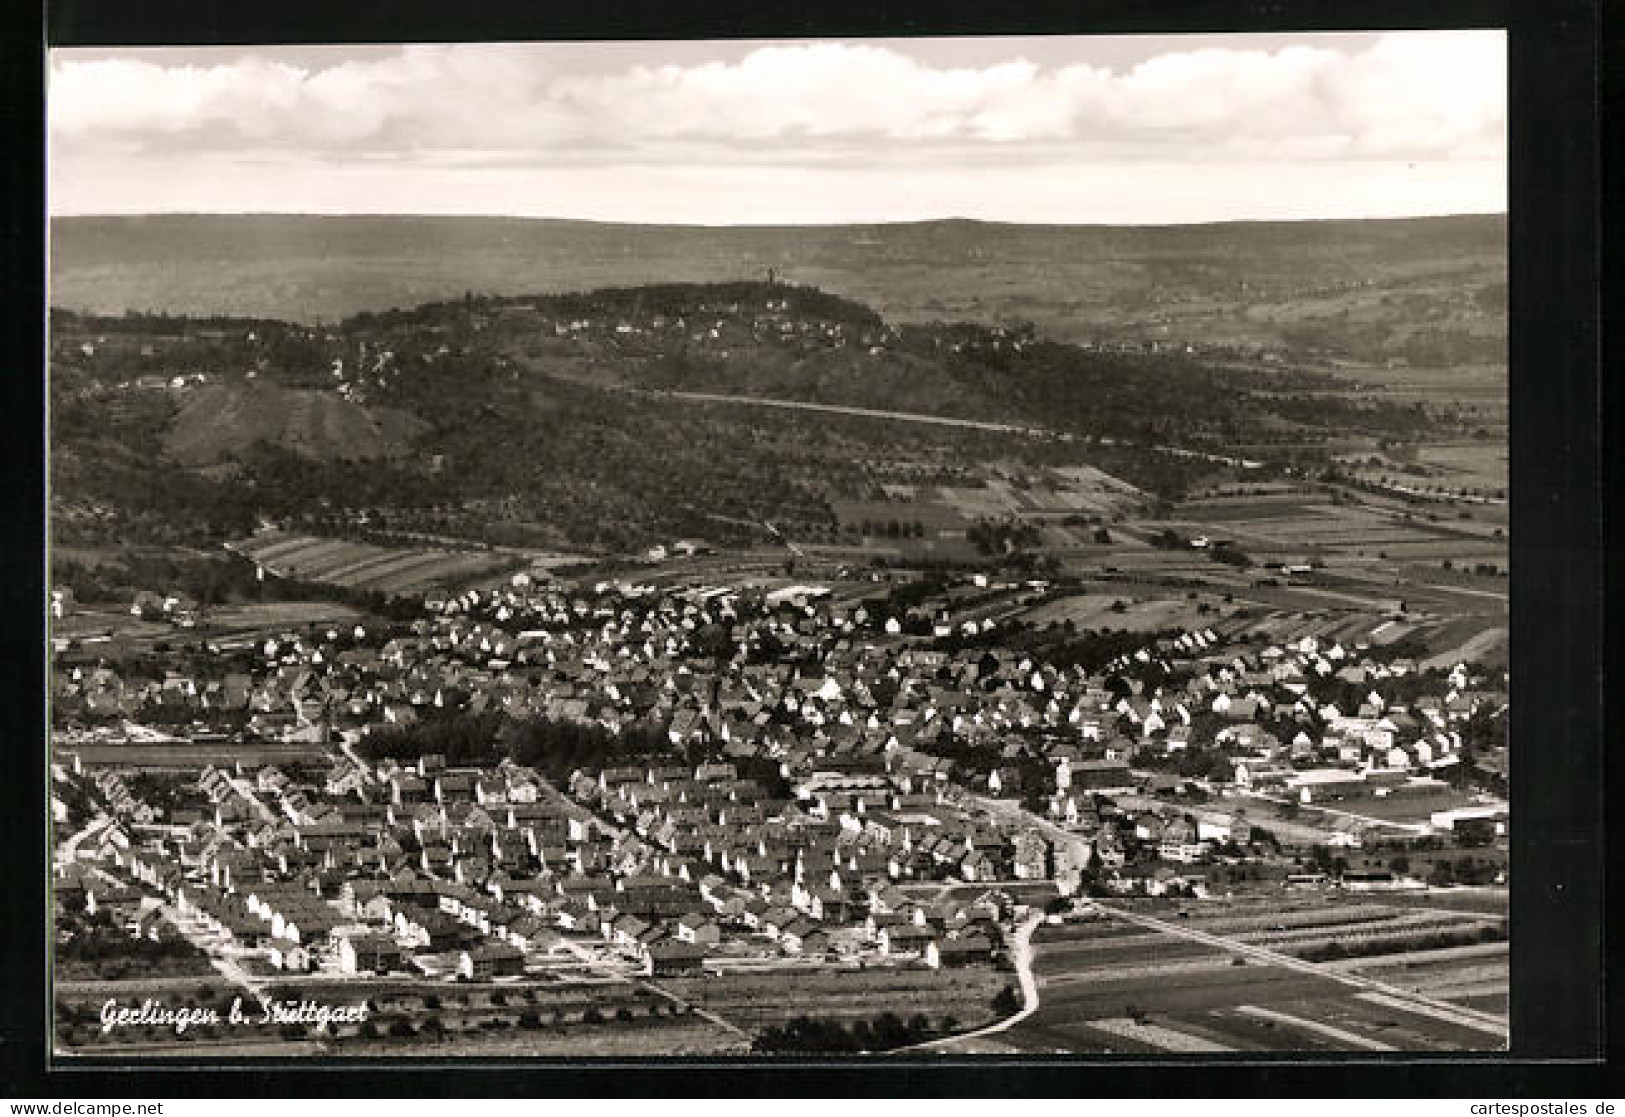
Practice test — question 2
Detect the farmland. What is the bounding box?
[229,531,524,598]
[1017,581,1503,667]
[658,963,1008,1038]
[1152,501,1500,565]
[999,465,1508,673]
[1327,943,1508,1016]
[1021,593,1236,634]
[51,601,367,656]
[970,898,1507,1055]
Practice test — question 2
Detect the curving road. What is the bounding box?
[911,912,1044,1052]
[58,813,112,867]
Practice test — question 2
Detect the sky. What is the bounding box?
[47,32,1507,225]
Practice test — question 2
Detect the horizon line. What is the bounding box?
[48,209,1510,230]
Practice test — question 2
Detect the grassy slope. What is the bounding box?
[163,380,429,466]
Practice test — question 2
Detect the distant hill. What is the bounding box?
[49,213,1507,362]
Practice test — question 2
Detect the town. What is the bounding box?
[52,543,1509,1056]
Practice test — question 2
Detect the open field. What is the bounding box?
[658,963,1008,1036]
[1288,790,1498,828]
[52,610,174,643]
[1336,364,1507,414]
[52,601,370,660]
[331,1018,747,1057]
[1020,593,1235,633]
[975,901,1507,1054]
[1326,942,1508,1013]
[1414,442,1508,488]
[1008,580,1505,668]
[202,601,365,631]
[1151,507,1479,556]
[230,531,521,598]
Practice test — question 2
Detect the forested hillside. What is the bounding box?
[50,280,1456,558]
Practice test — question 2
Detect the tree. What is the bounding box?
[991,984,1022,1016]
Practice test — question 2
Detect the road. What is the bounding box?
[1086,900,1507,1039]
[647,390,1055,437]
[636,978,751,1041]
[971,795,1091,894]
[337,738,379,785]
[542,933,750,1039]
[58,813,112,867]
[910,912,1043,1052]
[79,863,273,1003]
[648,391,1281,475]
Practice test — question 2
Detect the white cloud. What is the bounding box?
[47,33,1506,221]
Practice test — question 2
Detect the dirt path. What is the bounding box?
[636,978,751,1041]
[1235,1004,1396,1051]
[910,912,1043,1051]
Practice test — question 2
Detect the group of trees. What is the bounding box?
[750,1011,950,1054]
[965,517,1044,558]
[356,709,687,787]
[501,716,671,784]
[1299,921,1506,963]
[358,709,507,769]
[1425,855,1505,887]
[56,907,213,978]
[1131,744,1236,784]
